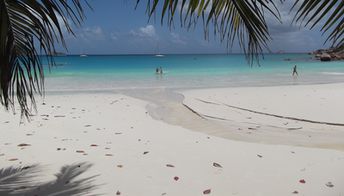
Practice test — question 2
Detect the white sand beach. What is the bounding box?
[1,83,344,195]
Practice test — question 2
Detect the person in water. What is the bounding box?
[155,67,163,74]
[292,65,298,76]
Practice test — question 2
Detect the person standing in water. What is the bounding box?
[292,65,298,76]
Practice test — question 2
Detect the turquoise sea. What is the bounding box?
[44,54,344,91]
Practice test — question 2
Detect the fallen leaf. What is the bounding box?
[84,125,92,127]
[203,189,211,194]
[90,144,98,147]
[292,191,298,194]
[117,165,123,168]
[8,158,18,161]
[116,190,121,195]
[299,179,306,184]
[174,176,179,181]
[115,132,122,135]
[166,164,175,168]
[257,154,263,158]
[54,115,66,118]
[105,154,113,156]
[143,151,149,155]
[76,150,85,153]
[17,143,31,147]
[213,162,222,168]
[325,182,334,188]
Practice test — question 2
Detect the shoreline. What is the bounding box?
[25,82,344,151]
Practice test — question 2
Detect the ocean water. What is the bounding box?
[44,54,344,91]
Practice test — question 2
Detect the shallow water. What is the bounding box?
[44,54,344,91]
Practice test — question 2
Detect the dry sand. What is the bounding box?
[0,83,343,195]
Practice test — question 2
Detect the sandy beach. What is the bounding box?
[1,83,344,195]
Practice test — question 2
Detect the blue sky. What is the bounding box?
[57,1,331,54]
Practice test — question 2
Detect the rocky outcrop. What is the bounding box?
[313,48,344,61]
[320,53,332,61]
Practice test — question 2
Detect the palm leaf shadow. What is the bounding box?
[0,162,100,196]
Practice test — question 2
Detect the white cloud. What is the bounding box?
[170,32,187,45]
[130,25,157,38]
[110,32,119,41]
[79,26,105,41]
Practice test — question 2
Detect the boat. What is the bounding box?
[154,43,164,57]
[80,54,88,57]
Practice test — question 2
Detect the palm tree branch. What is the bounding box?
[137,0,281,63]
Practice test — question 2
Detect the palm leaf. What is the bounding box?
[0,0,87,118]
[292,0,344,49]
[136,0,281,63]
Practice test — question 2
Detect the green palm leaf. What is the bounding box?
[292,0,344,49]
[0,0,87,118]
[137,0,282,62]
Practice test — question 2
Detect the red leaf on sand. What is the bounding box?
[166,164,175,168]
[8,158,18,161]
[203,189,211,194]
[90,144,98,147]
[174,176,179,181]
[213,162,222,168]
[299,179,306,184]
[76,150,85,153]
[116,190,121,195]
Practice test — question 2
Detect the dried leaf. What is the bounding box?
[325,182,334,188]
[203,189,211,194]
[76,150,85,153]
[174,176,179,181]
[8,158,18,161]
[143,151,149,155]
[17,143,31,147]
[116,190,121,195]
[166,164,175,168]
[292,190,298,194]
[299,179,306,184]
[213,162,222,168]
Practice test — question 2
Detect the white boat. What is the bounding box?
[80,54,88,57]
[154,43,164,57]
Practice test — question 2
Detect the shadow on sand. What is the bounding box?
[0,162,100,196]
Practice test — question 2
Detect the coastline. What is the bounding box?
[1,82,344,195]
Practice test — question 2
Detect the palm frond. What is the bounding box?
[136,0,281,63]
[292,0,344,49]
[0,0,87,118]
